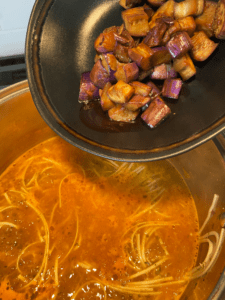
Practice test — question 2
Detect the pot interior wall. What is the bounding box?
[0,81,225,299]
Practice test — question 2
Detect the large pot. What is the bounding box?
[0,80,225,299]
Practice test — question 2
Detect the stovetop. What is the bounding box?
[0,55,27,90]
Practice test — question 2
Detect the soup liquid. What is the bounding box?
[0,137,199,300]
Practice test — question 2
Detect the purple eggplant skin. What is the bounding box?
[90,60,112,89]
[162,78,183,99]
[141,96,171,128]
[166,32,193,59]
[78,72,100,102]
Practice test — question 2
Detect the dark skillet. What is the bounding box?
[26,0,225,162]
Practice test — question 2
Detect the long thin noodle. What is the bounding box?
[3,193,12,204]
[128,257,168,280]
[17,241,42,274]
[199,194,219,235]
[60,213,79,264]
[0,206,16,213]
[22,200,50,287]
[0,222,18,229]
[127,276,174,286]
[54,256,59,286]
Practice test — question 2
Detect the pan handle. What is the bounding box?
[213,131,225,161]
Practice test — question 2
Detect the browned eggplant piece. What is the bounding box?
[149,0,175,29]
[100,53,118,72]
[166,32,193,59]
[119,0,142,9]
[114,62,139,83]
[195,1,217,37]
[161,16,175,25]
[122,7,150,37]
[100,82,115,111]
[116,26,136,48]
[146,81,161,99]
[150,63,177,80]
[90,60,113,89]
[130,81,152,96]
[213,0,225,39]
[108,104,140,122]
[126,94,152,111]
[94,26,118,53]
[99,53,118,83]
[114,34,131,46]
[147,0,167,7]
[162,16,196,44]
[162,78,183,99]
[174,0,204,19]
[141,96,171,128]
[190,31,218,61]
[138,69,153,81]
[78,72,100,103]
[107,80,135,103]
[114,43,132,63]
[173,53,196,81]
[143,4,155,20]
[128,43,154,71]
[143,18,168,48]
[151,46,172,66]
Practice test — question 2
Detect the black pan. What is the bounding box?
[26,0,225,162]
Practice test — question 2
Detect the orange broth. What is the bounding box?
[0,137,199,300]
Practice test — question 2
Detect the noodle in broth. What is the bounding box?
[0,137,200,300]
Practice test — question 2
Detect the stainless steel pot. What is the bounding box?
[0,80,225,299]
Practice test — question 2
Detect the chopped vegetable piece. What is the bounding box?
[149,0,175,29]
[100,82,115,111]
[90,60,111,89]
[94,26,117,53]
[162,78,183,99]
[128,43,154,70]
[143,4,155,20]
[163,16,196,44]
[143,18,168,47]
[195,1,217,37]
[107,80,135,103]
[108,104,140,122]
[114,43,131,63]
[191,31,218,61]
[166,32,193,59]
[150,63,177,80]
[138,69,153,81]
[78,72,100,102]
[141,96,171,128]
[116,26,136,47]
[122,7,150,36]
[173,53,196,81]
[130,81,152,96]
[100,53,118,72]
[119,0,142,9]
[146,81,161,99]
[147,0,167,7]
[126,94,152,111]
[151,46,172,66]
[174,0,204,19]
[213,0,225,39]
[114,62,139,83]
